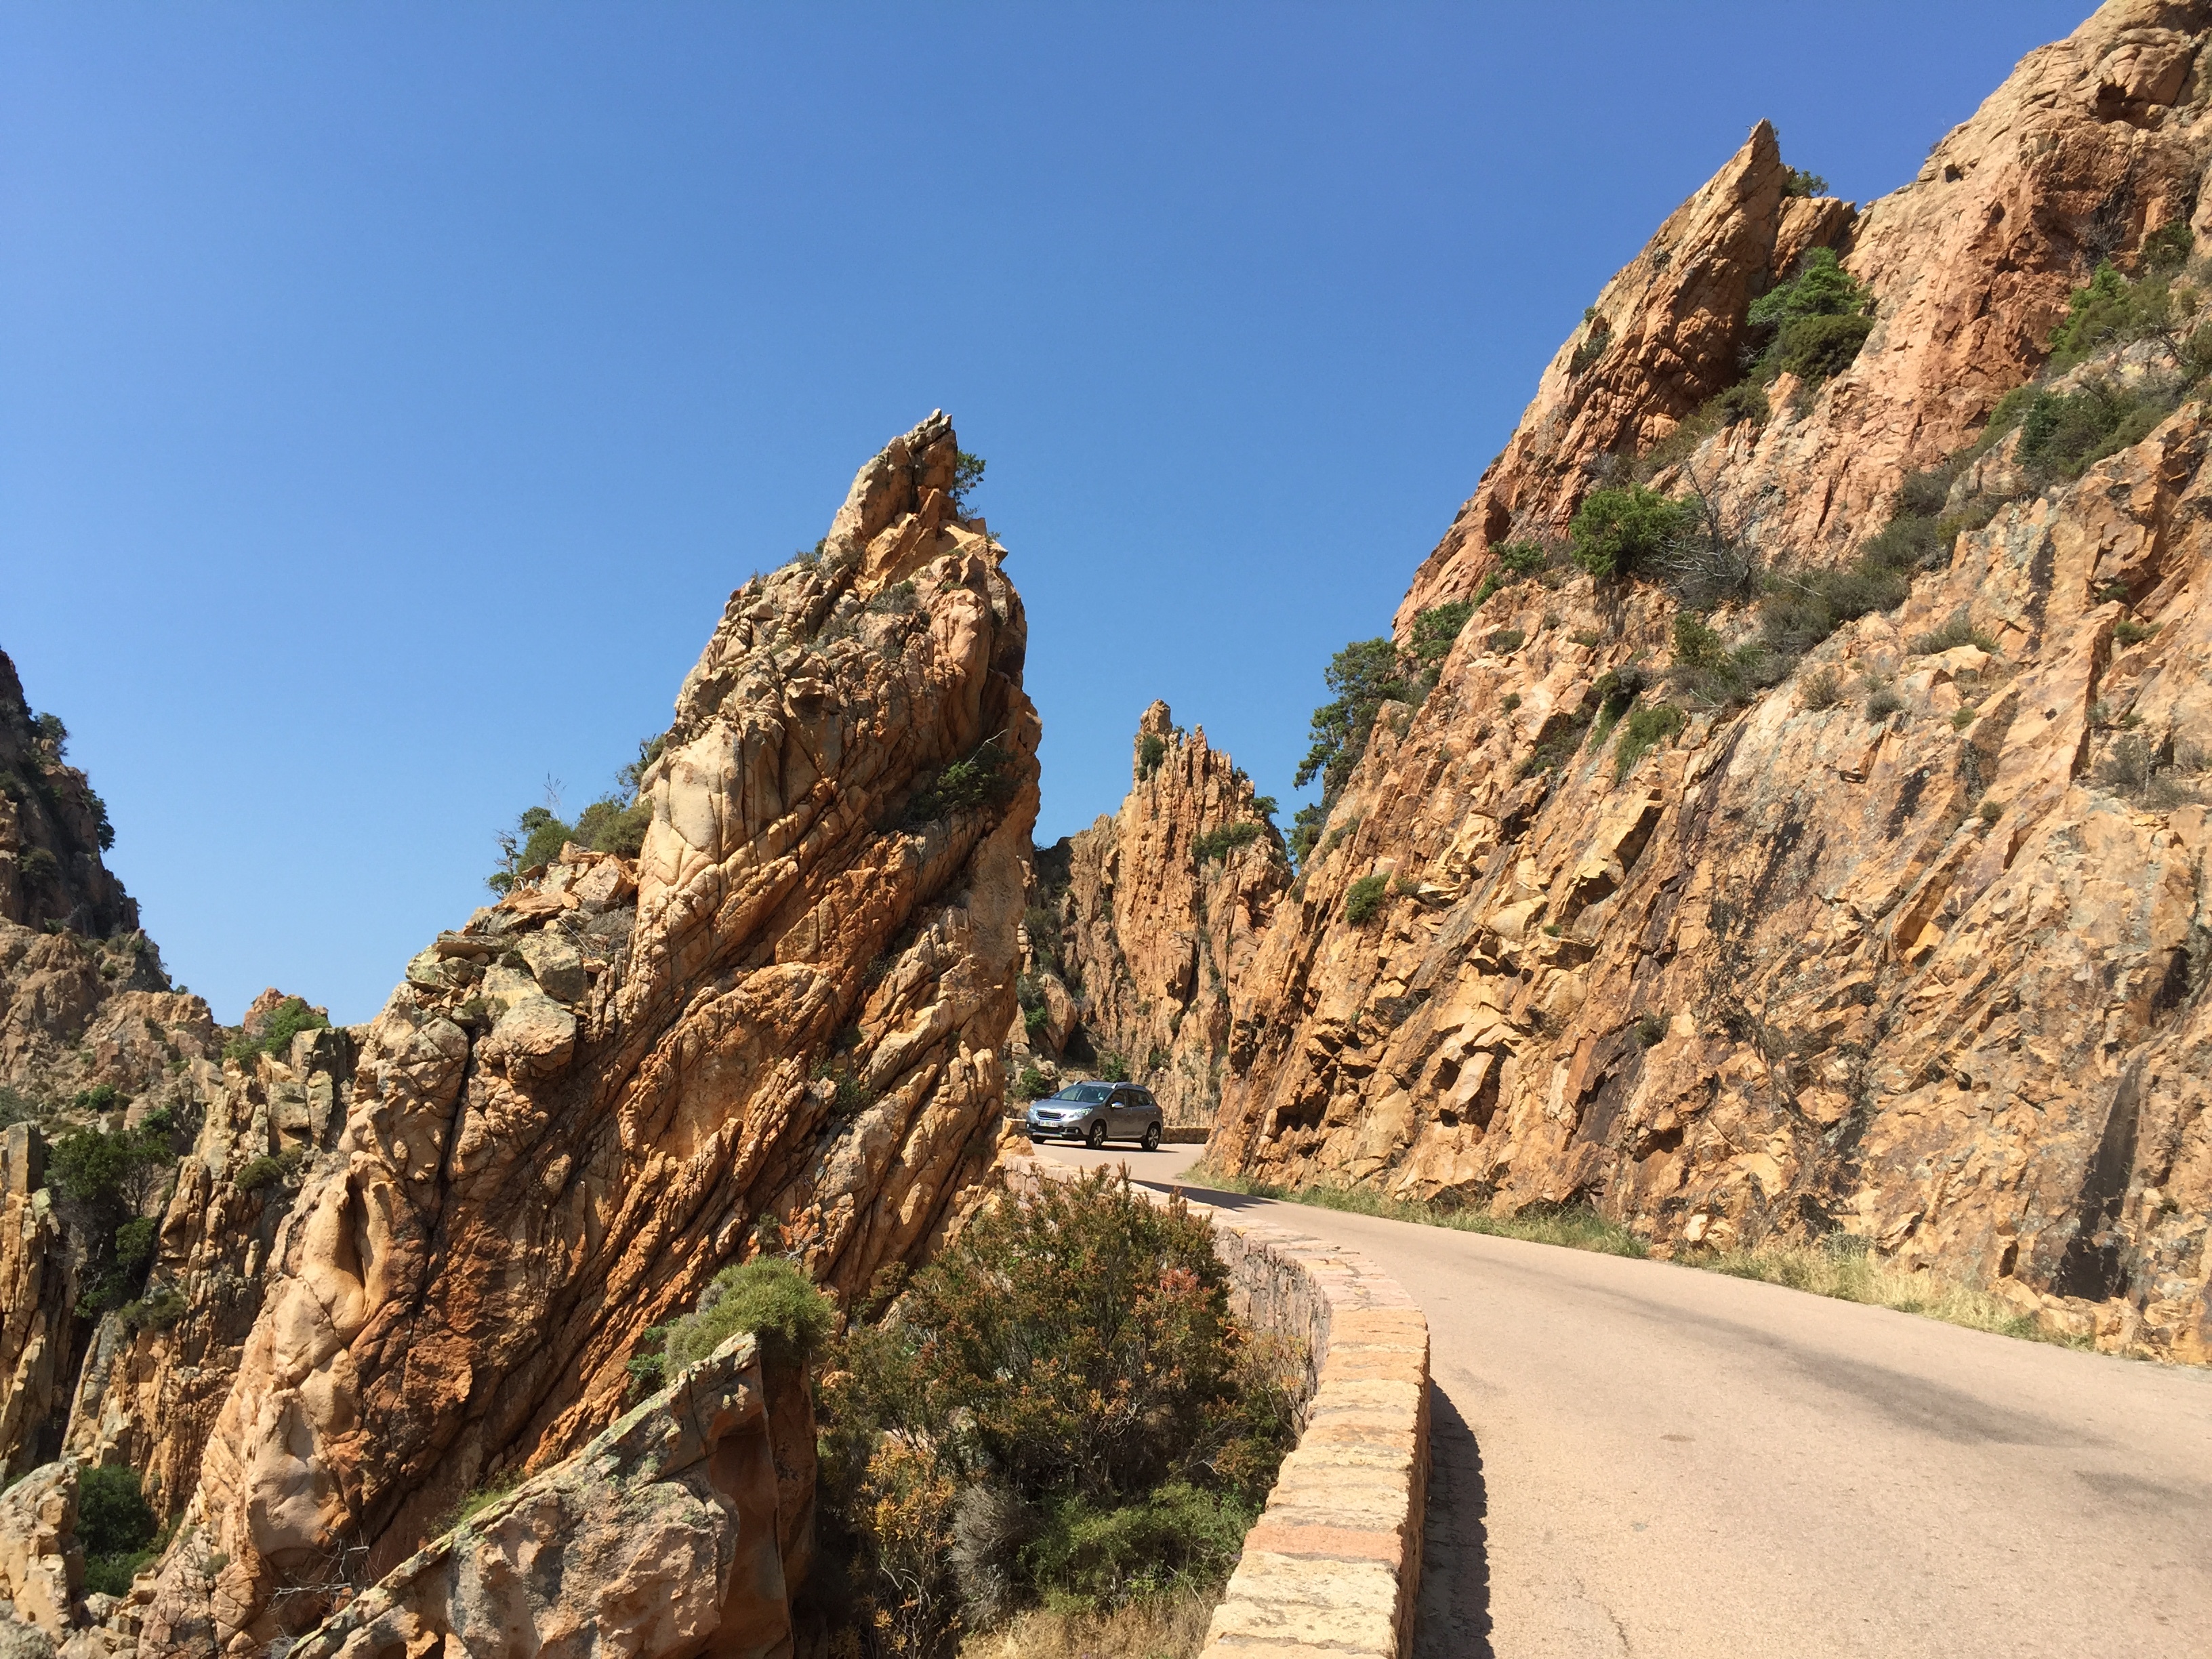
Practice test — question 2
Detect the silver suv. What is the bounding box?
[1025,1081,1164,1150]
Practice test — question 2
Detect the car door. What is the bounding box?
[1107,1087,1135,1137]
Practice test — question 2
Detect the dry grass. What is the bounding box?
[957,1589,1216,1659]
[1680,1236,2074,1345]
[1189,1168,2090,1351]
[1185,1167,1648,1258]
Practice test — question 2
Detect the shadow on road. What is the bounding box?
[1416,1385,1494,1659]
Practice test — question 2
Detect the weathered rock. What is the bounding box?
[1189,1,2212,1366]
[0,1129,73,1485]
[138,413,1039,1651]
[1398,0,2212,628]
[285,1332,813,1659]
[0,1464,79,1639]
[61,1029,356,1523]
[1038,705,1289,1125]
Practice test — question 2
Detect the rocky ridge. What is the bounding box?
[1031,704,1289,1123]
[111,412,1039,1654]
[1113,0,2212,1363]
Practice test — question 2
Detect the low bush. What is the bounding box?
[1496,540,1548,575]
[1783,167,1829,198]
[1864,687,1906,723]
[1408,600,1474,668]
[817,1170,1295,1650]
[2015,378,2178,480]
[2093,733,2200,808]
[1344,873,1390,926]
[1097,1052,1131,1084]
[2114,618,2159,645]
[1137,733,1168,779]
[907,740,1019,825]
[78,1465,158,1595]
[1908,609,1999,655]
[1613,703,1687,779]
[1634,1012,1666,1048]
[1486,627,1525,655]
[1193,821,1265,863]
[1746,248,1875,386]
[1012,1065,1050,1101]
[1666,614,1782,709]
[949,450,987,515]
[662,1256,836,1371]
[1570,308,1611,375]
[1570,486,1694,579]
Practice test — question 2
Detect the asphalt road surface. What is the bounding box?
[1031,1137,2212,1658]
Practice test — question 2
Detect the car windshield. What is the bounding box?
[1049,1083,1114,1104]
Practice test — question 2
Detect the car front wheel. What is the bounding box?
[1141,1122,1162,1151]
[1086,1120,1108,1149]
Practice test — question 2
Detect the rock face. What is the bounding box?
[0,655,222,1483]
[135,413,1038,1652]
[0,1462,79,1641]
[1399,0,2209,628]
[284,1332,814,1659]
[62,1030,356,1521]
[1036,705,1288,1124]
[1195,0,2212,1363]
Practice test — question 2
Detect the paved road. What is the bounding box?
[1032,1139,2212,1658]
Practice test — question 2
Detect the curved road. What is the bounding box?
[1033,1141,2212,1658]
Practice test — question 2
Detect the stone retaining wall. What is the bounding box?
[1005,1155,1431,1658]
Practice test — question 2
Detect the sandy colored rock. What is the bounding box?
[136,413,1040,1652]
[1181,3,2212,1365]
[0,1464,79,1640]
[1034,705,1289,1124]
[1398,0,2212,630]
[285,1332,812,1659]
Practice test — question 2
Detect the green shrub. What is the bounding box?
[1022,1481,1254,1612]
[1570,309,1611,375]
[258,996,329,1057]
[1192,821,1264,863]
[949,450,987,514]
[1784,167,1829,198]
[119,1286,188,1332]
[1344,874,1390,926]
[1013,1065,1050,1101]
[78,1465,157,1595]
[1865,687,1905,722]
[1570,486,1694,579]
[1634,1011,1666,1047]
[2046,262,2179,373]
[1500,692,1522,713]
[1496,541,1548,575]
[1287,804,1325,868]
[235,1155,285,1193]
[907,740,1019,825]
[1800,668,1842,710]
[2114,618,2159,645]
[573,796,651,859]
[1294,638,1412,808]
[618,733,668,791]
[1613,703,1687,779]
[1136,734,1168,779]
[1097,1052,1131,1084]
[1909,610,1999,655]
[2016,379,2177,480]
[1408,600,1475,666]
[1486,627,1525,655]
[1747,249,1874,384]
[19,846,58,886]
[662,1256,836,1370]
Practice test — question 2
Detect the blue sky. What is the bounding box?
[2,1,2090,1025]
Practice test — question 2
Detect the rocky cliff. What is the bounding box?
[1183,0,2212,1363]
[118,411,1038,1654]
[1032,705,1289,1123]
[0,655,226,1488]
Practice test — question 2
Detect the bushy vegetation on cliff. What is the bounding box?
[1288,599,1478,865]
[800,1170,1296,1655]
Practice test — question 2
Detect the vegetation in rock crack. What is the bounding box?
[79,1465,160,1595]
[811,1170,1296,1654]
[1782,165,1829,199]
[47,1110,177,1318]
[1136,733,1168,779]
[1097,1050,1132,1084]
[1191,820,1264,863]
[1635,382,1771,483]
[1744,247,1875,385]
[1570,306,1610,375]
[906,739,1019,825]
[1612,703,1687,781]
[1343,872,1390,926]
[223,994,329,1066]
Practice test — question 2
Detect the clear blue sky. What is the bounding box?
[3,1,2089,1025]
